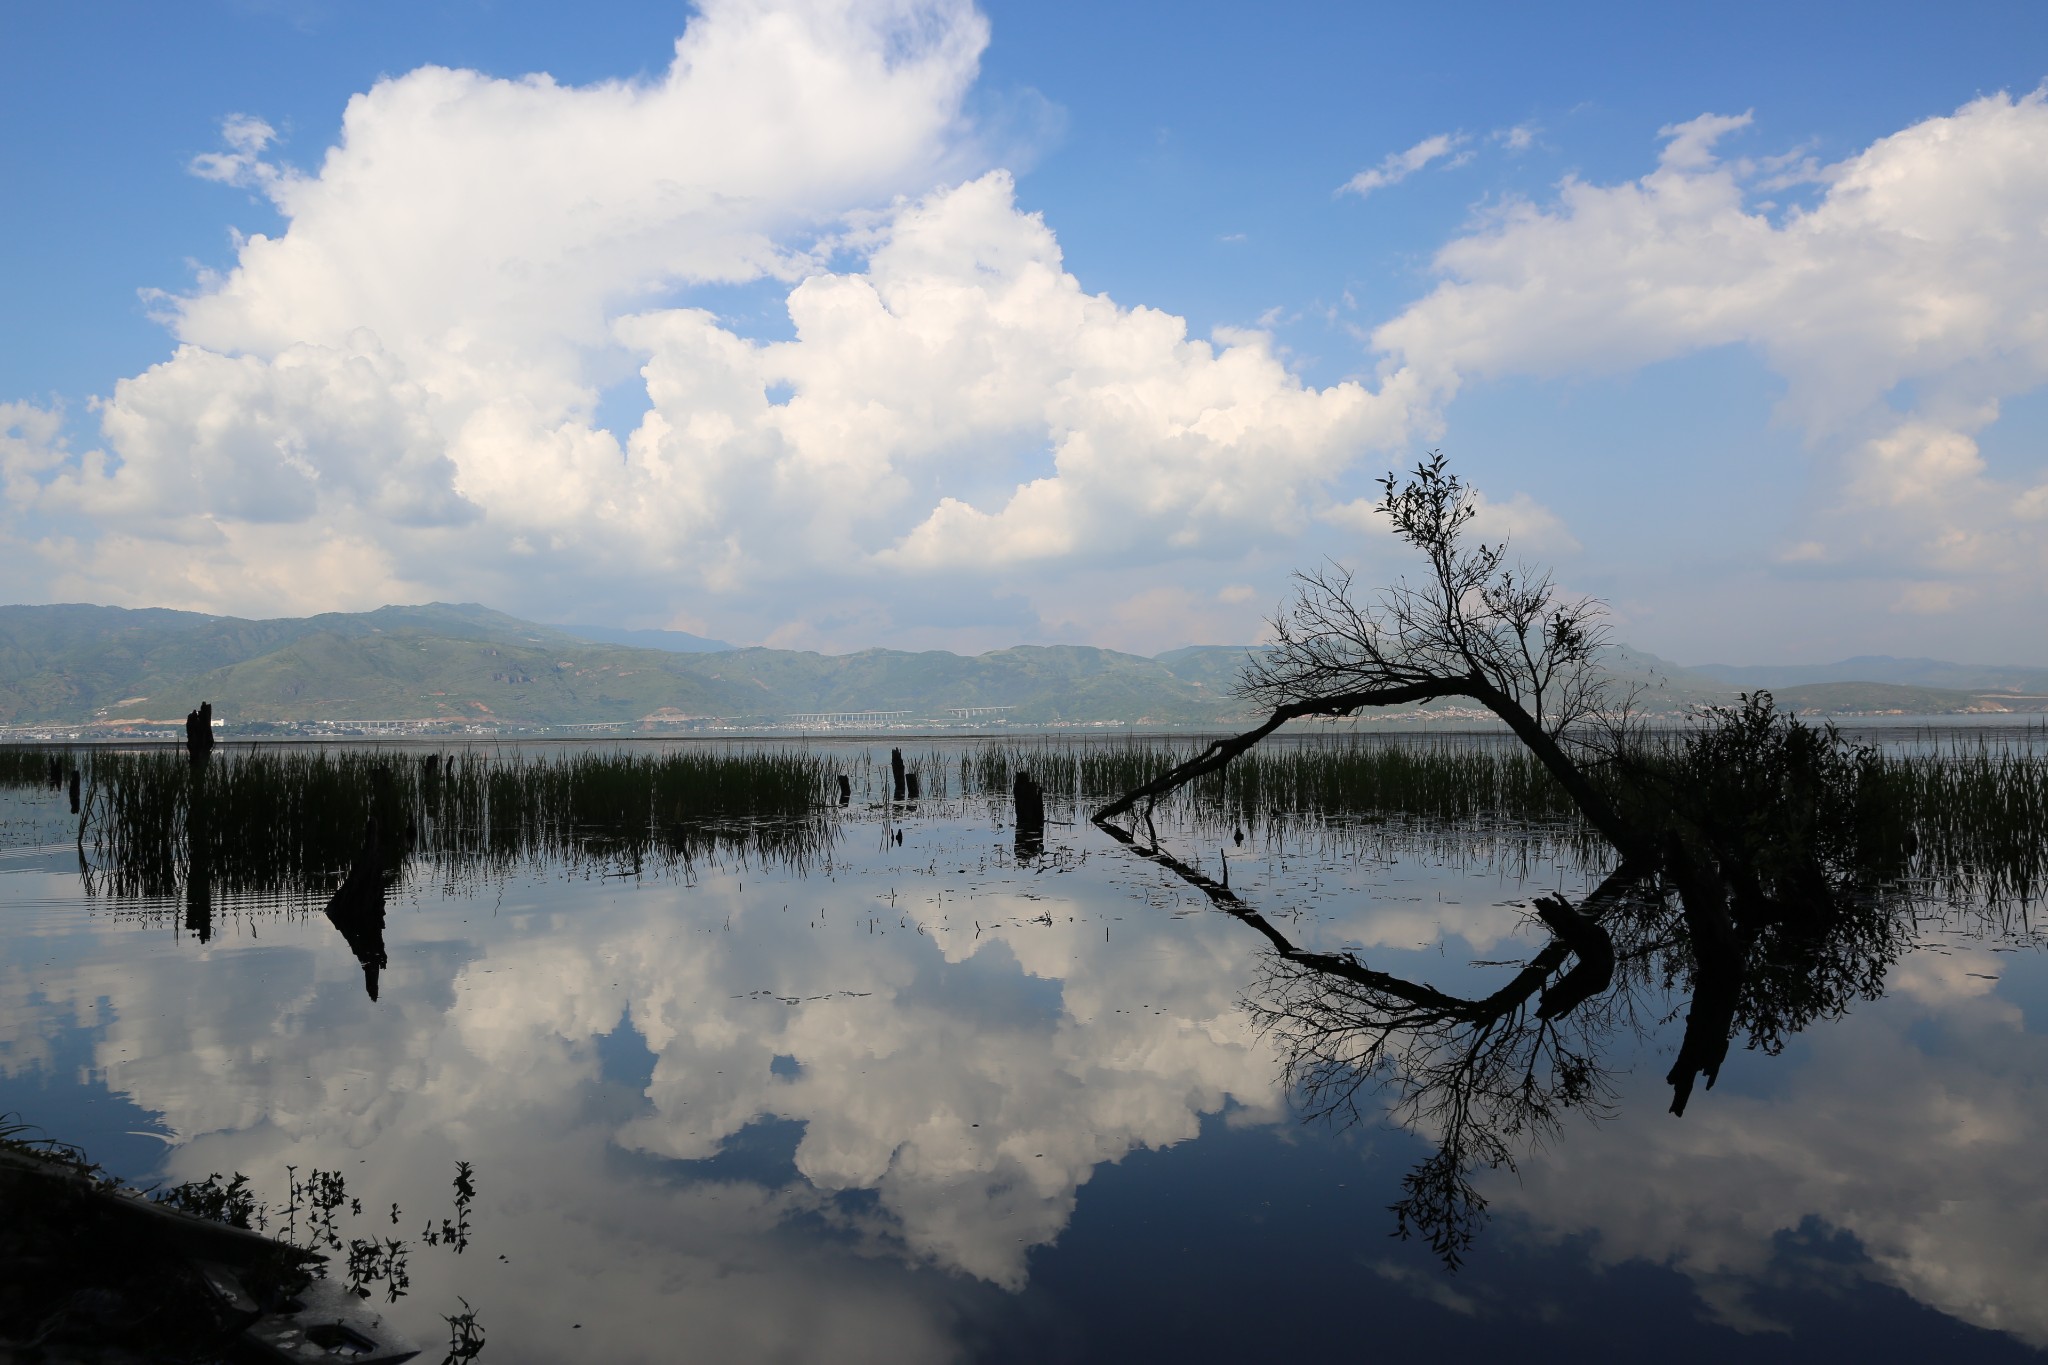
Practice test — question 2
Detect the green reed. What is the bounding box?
[1856,741,2048,908]
[959,735,1576,822]
[958,732,2048,907]
[61,745,837,904]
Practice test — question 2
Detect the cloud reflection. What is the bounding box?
[6,807,2047,1357]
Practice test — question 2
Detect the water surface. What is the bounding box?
[2,739,2043,1362]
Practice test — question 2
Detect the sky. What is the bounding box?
[3,0,2047,664]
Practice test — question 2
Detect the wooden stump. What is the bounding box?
[1013,770,1045,858]
[184,701,216,761]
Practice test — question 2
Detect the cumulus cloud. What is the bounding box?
[8,3,2047,651]
[1371,95,2048,612]
[1339,132,1469,198]
[0,0,1464,643]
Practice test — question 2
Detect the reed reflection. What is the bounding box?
[42,745,842,1000]
[1093,697,2029,1268]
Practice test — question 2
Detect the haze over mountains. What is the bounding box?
[0,602,2043,732]
[1691,657,2048,695]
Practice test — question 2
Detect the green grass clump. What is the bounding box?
[61,744,837,906]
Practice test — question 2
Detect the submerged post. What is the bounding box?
[68,769,79,815]
[905,771,921,801]
[184,701,216,761]
[1013,770,1045,858]
[837,774,852,806]
[891,748,906,801]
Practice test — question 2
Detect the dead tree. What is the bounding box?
[1090,453,1914,1260]
[1098,454,1638,860]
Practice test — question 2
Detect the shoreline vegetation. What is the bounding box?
[4,732,2042,913]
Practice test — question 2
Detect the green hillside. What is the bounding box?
[0,604,1259,728]
[5,601,2031,731]
[0,602,599,723]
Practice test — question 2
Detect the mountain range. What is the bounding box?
[0,602,2042,732]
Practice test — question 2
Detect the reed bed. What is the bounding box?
[957,733,2048,907]
[3,730,2042,910]
[56,745,838,905]
[958,735,1577,822]
[1859,743,2048,908]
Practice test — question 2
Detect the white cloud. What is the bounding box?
[1493,122,1538,153]
[1339,132,1468,198]
[8,8,2047,652]
[5,52,1443,642]
[186,114,291,194]
[1370,94,2048,616]
[0,401,69,507]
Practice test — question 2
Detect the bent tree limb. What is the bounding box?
[1091,676,1644,864]
[1092,679,1474,824]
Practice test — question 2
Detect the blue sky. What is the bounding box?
[4,1,2047,663]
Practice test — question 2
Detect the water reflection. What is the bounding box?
[324,816,391,1001]
[1,739,2045,1361]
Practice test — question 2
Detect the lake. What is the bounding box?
[2,734,2044,1363]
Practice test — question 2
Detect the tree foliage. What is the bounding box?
[1091,451,1934,1268]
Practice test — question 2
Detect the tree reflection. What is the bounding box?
[1087,456,1967,1265]
[324,815,392,1002]
[1098,694,1938,1267]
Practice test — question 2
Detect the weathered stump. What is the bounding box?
[837,774,852,805]
[184,701,215,761]
[67,769,80,814]
[905,771,921,801]
[1013,770,1045,858]
[890,747,906,801]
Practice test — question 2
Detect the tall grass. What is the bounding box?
[957,733,2048,907]
[5,732,2041,910]
[958,735,1577,822]
[57,745,837,905]
[1859,741,2048,909]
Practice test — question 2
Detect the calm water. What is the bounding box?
[3,739,2045,1362]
